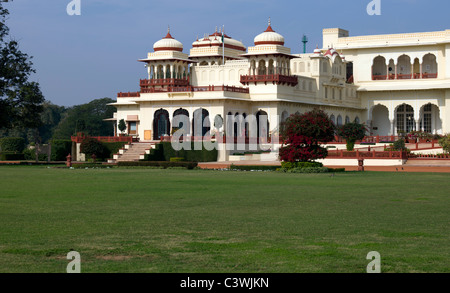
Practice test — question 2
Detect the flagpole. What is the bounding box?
[222,25,225,65]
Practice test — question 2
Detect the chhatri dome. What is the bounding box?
[254,18,285,46]
[153,27,183,52]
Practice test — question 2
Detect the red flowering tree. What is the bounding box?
[279,109,335,162]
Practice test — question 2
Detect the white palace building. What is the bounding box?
[109,21,450,148]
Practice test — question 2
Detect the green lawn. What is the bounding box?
[0,166,448,273]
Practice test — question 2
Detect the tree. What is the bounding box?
[52,98,116,139]
[279,109,335,162]
[337,122,367,151]
[118,119,126,134]
[0,2,45,131]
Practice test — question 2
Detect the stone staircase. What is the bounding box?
[110,143,155,163]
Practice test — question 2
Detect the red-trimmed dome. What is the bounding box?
[254,18,285,46]
[153,27,183,52]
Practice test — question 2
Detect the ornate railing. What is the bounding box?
[118,92,140,98]
[240,74,298,86]
[71,134,133,143]
[140,77,190,87]
[372,73,437,80]
[141,85,249,94]
[327,150,408,160]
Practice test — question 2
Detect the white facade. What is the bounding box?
[110,24,450,142]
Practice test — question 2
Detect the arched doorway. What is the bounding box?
[396,104,415,134]
[371,105,390,136]
[153,109,170,140]
[173,108,190,138]
[192,108,210,138]
[419,103,442,134]
[256,110,269,143]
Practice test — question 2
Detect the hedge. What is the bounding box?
[281,161,323,169]
[23,149,48,161]
[279,167,330,173]
[0,152,25,161]
[102,142,128,159]
[118,161,198,169]
[143,142,218,162]
[0,137,26,153]
[229,164,279,171]
[50,140,72,161]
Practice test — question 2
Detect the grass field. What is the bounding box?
[0,166,448,273]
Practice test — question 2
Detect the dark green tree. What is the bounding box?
[337,122,367,151]
[118,119,126,134]
[53,98,116,139]
[0,2,45,131]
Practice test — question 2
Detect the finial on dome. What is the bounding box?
[265,17,275,32]
[215,26,218,33]
[164,25,173,39]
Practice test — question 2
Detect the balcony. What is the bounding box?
[140,77,190,88]
[240,74,298,86]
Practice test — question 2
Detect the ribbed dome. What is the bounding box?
[153,28,183,52]
[254,19,285,46]
[191,29,246,51]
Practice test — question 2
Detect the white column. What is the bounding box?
[390,119,395,135]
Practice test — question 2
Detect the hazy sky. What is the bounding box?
[4,0,450,106]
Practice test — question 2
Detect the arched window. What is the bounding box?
[422,54,438,78]
[337,115,343,126]
[397,55,411,79]
[372,56,387,80]
[396,104,415,133]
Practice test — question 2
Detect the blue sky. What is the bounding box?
[4,0,450,106]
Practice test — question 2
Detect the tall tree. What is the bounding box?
[0,1,45,131]
[53,98,116,139]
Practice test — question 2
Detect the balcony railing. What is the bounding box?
[372,73,437,80]
[118,92,140,98]
[140,85,249,94]
[240,74,298,86]
[140,77,190,88]
[327,150,408,160]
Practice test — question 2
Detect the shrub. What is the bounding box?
[144,142,218,162]
[392,139,407,151]
[80,137,104,158]
[0,137,26,152]
[229,164,279,171]
[23,148,48,161]
[102,142,128,159]
[281,161,323,169]
[0,152,25,161]
[438,135,450,153]
[117,161,198,169]
[170,157,185,162]
[279,167,329,173]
